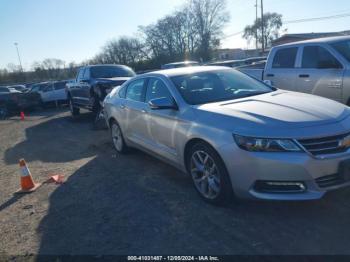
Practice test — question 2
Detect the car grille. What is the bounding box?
[316,174,345,188]
[298,133,350,156]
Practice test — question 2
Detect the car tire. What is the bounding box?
[69,97,80,117]
[187,142,234,205]
[110,120,128,154]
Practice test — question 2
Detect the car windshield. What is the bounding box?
[171,69,273,105]
[331,40,350,62]
[91,66,135,78]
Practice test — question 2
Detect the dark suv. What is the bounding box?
[66,64,136,121]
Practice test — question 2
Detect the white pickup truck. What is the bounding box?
[238,36,350,105]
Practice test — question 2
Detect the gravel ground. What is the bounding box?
[1,108,350,256]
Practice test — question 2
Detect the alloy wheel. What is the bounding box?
[112,124,123,152]
[190,150,221,200]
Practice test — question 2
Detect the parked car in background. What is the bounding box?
[0,87,21,112]
[66,64,136,122]
[236,61,266,80]
[9,85,28,92]
[30,81,69,106]
[243,56,267,65]
[104,66,350,205]
[240,36,350,105]
[161,61,199,69]
[206,59,246,68]
[0,86,41,113]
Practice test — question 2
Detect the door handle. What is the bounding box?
[299,74,310,78]
[266,74,274,77]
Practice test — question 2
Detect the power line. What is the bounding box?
[222,31,244,39]
[284,12,350,24]
[223,12,350,40]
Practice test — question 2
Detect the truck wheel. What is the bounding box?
[69,98,80,117]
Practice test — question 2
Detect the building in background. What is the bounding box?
[272,30,350,46]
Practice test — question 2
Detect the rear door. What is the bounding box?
[53,81,68,101]
[41,83,55,102]
[264,46,300,91]
[295,45,344,102]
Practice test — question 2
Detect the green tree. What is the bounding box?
[243,12,283,49]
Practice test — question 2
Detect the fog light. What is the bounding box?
[255,181,306,193]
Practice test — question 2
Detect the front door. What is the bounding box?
[295,45,344,103]
[144,77,179,161]
[124,78,150,148]
[264,46,299,91]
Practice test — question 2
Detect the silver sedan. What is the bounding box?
[104,66,350,205]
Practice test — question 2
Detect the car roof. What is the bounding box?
[277,35,350,47]
[87,64,131,68]
[145,66,231,77]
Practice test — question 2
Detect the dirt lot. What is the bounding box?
[1,108,350,256]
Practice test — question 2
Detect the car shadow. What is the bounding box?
[4,113,106,164]
[37,147,350,255]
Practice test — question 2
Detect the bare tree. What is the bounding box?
[140,0,230,63]
[91,37,146,67]
[188,0,230,61]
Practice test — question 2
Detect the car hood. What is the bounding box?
[193,91,350,138]
[95,77,131,83]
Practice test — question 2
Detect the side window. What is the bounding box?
[43,84,53,92]
[145,78,173,103]
[54,82,66,90]
[118,85,127,98]
[272,47,298,68]
[77,68,85,81]
[302,46,342,69]
[126,79,145,102]
[31,86,39,92]
[83,68,90,79]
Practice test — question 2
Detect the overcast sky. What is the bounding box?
[1,0,350,69]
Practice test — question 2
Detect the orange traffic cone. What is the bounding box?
[15,159,41,194]
[20,111,25,121]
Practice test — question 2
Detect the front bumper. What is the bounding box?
[219,143,350,200]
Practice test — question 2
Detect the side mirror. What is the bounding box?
[148,97,178,110]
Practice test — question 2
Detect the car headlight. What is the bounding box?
[234,135,302,152]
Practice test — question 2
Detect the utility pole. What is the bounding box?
[255,0,258,50]
[261,0,265,52]
[14,42,23,72]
